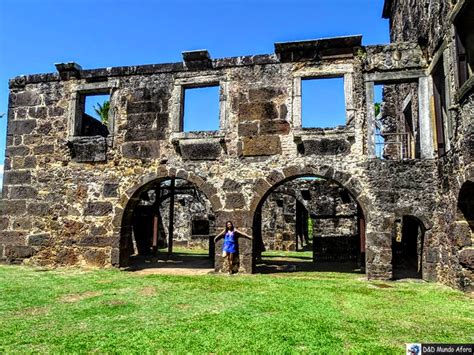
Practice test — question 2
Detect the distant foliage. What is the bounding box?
[307,216,313,240]
[374,102,381,117]
[94,101,110,125]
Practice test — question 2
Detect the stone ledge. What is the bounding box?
[294,127,354,156]
[171,132,225,160]
[67,136,107,163]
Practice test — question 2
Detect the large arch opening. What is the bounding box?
[391,216,424,280]
[120,177,216,271]
[457,181,474,235]
[456,181,473,290]
[252,175,366,274]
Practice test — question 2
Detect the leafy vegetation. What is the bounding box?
[93,100,110,125]
[0,265,472,353]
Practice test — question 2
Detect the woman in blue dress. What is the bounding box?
[215,221,252,275]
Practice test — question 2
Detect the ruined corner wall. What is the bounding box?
[385,0,474,290]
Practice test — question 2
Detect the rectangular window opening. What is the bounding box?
[454,2,474,87]
[183,85,220,132]
[374,84,385,159]
[301,77,346,129]
[432,59,447,157]
[78,93,110,137]
[374,83,419,160]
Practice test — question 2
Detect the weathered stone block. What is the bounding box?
[13,91,41,106]
[8,120,37,135]
[238,122,259,136]
[28,107,47,119]
[299,138,351,155]
[84,202,113,216]
[122,141,160,159]
[222,178,242,191]
[48,106,65,117]
[27,202,50,216]
[241,135,281,156]
[179,139,222,160]
[4,245,36,259]
[248,87,283,101]
[260,119,290,135]
[225,193,246,209]
[9,186,37,199]
[0,200,27,216]
[33,145,54,155]
[126,113,156,128]
[103,183,119,198]
[238,102,278,121]
[23,156,37,169]
[6,146,30,157]
[0,231,27,245]
[83,249,108,267]
[0,217,9,230]
[68,136,107,163]
[28,233,50,246]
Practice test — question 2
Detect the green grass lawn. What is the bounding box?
[0,265,472,354]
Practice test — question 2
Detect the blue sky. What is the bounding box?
[0,0,389,184]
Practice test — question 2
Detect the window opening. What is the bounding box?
[183,85,220,132]
[301,77,346,128]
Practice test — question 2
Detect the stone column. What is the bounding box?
[365,214,393,280]
[418,76,435,159]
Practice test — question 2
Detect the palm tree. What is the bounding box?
[94,100,110,125]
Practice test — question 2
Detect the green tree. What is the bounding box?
[374,102,381,117]
[94,100,110,125]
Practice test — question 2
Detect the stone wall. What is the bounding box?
[260,178,358,256]
[1,31,471,288]
[383,0,474,290]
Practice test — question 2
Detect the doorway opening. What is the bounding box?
[120,177,215,273]
[252,176,365,274]
[392,216,424,279]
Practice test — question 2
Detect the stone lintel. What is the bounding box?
[275,35,362,62]
[55,62,82,80]
[298,137,352,156]
[177,137,224,160]
[182,50,212,69]
[364,70,426,83]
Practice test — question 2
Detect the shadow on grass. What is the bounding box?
[255,258,363,275]
[125,253,214,272]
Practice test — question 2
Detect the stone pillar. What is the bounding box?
[418,76,435,159]
[214,210,253,274]
[365,214,393,280]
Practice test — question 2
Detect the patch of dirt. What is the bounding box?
[15,306,49,316]
[131,267,214,276]
[371,283,394,289]
[60,291,103,303]
[139,286,156,297]
[96,280,112,284]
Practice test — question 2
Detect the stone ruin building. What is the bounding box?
[1,0,473,290]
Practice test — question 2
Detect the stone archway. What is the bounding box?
[249,165,367,274]
[456,180,474,291]
[115,168,222,268]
